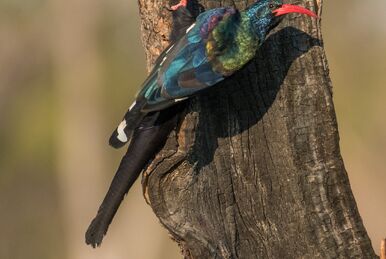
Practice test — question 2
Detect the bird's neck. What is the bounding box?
[208,11,260,76]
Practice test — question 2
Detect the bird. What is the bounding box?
[108,0,317,149]
[85,0,317,248]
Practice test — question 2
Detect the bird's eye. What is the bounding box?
[269,3,275,9]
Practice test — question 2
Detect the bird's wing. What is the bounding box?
[109,7,237,146]
[138,7,236,112]
[108,5,203,148]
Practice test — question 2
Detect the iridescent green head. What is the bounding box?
[245,0,317,42]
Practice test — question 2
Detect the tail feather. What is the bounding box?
[85,106,181,247]
[109,99,146,148]
[85,147,141,248]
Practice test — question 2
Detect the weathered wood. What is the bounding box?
[138,0,377,258]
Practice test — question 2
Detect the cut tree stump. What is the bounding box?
[137,0,377,258]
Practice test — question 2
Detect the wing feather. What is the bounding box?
[138,7,236,111]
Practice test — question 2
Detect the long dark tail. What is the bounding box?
[85,106,181,248]
[86,2,200,248]
[108,99,147,149]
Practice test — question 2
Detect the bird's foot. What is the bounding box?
[167,0,188,11]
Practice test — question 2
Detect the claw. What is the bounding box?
[170,0,187,11]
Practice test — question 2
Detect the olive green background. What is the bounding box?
[0,0,385,258]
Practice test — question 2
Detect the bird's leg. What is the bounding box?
[169,0,188,11]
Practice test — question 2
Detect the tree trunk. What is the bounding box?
[137,0,377,258]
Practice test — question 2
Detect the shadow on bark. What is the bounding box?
[190,26,321,168]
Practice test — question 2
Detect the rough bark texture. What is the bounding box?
[137,0,377,258]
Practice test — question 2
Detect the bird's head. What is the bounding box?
[246,0,317,42]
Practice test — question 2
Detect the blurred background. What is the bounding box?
[0,0,385,258]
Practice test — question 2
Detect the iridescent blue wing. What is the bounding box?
[109,7,235,147]
[138,7,235,112]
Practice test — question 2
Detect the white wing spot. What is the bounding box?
[186,23,195,33]
[165,44,174,54]
[117,120,128,142]
[160,56,167,66]
[174,97,188,102]
[129,101,136,111]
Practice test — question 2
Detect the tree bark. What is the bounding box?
[137,0,377,258]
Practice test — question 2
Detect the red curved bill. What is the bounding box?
[273,4,318,18]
